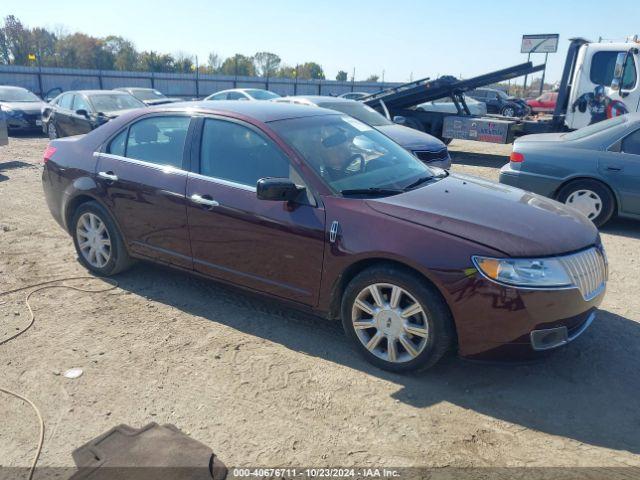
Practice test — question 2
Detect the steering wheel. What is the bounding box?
[345,153,365,173]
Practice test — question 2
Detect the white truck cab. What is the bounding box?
[566,38,640,130]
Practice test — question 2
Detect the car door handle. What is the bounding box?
[190,193,219,208]
[98,171,118,182]
[606,166,622,172]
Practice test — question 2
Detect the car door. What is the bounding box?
[606,128,640,215]
[54,93,74,136]
[185,116,326,305]
[94,114,194,268]
[70,94,94,135]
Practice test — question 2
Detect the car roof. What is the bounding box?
[278,95,356,105]
[64,90,135,96]
[115,87,155,91]
[163,100,340,122]
[0,85,30,91]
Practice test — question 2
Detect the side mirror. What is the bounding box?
[76,109,89,117]
[256,177,305,202]
[393,115,406,125]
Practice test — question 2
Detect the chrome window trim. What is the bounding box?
[188,171,257,192]
[93,152,188,176]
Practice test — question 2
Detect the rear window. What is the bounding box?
[563,115,627,140]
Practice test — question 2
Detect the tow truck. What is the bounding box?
[363,37,640,144]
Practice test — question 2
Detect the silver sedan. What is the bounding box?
[500,113,640,227]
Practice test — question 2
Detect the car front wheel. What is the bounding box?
[341,265,454,372]
[71,201,133,276]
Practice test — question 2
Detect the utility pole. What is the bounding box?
[523,52,531,96]
[351,67,356,92]
[539,52,549,96]
[195,55,199,98]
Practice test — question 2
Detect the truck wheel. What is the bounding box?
[556,179,615,227]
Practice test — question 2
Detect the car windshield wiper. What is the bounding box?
[403,175,434,191]
[340,187,404,197]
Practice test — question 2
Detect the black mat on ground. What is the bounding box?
[69,422,227,480]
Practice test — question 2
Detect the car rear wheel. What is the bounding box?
[71,201,133,276]
[341,265,454,372]
[556,179,615,227]
[47,121,58,139]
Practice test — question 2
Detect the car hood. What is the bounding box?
[1,101,45,113]
[376,124,445,150]
[99,108,141,119]
[366,173,598,257]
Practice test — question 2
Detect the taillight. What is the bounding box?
[43,145,57,163]
[510,151,524,163]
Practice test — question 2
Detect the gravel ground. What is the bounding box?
[1,134,639,476]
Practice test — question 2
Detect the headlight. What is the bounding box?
[3,107,23,118]
[472,256,572,288]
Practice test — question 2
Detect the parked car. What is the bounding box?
[0,86,46,132]
[338,92,369,100]
[527,92,558,114]
[500,113,640,227]
[114,87,179,106]
[42,101,606,372]
[467,88,530,117]
[417,95,487,116]
[204,88,281,101]
[273,96,451,169]
[42,90,146,138]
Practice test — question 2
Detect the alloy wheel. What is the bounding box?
[76,212,112,268]
[351,283,429,363]
[565,189,602,220]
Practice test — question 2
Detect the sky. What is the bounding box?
[6,0,640,83]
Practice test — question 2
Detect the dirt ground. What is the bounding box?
[1,135,640,476]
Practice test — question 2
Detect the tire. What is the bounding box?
[341,265,454,372]
[70,201,133,276]
[556,179,615,227]
[501,105,516,117]
[47,120,58,139]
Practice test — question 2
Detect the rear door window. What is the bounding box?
[58,93,74,110]
[124,116,191,168]
[622,129,640,155]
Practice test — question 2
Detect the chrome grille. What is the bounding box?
[560,247,607,300]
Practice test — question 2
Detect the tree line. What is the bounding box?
[0,15,381,82]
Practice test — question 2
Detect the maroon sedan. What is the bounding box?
[42,101,607,371]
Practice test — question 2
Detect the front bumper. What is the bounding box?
[6,113,43,131]
[442,270,605,360]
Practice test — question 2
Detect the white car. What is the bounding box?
[417,96,487,115]
[204,88,281,101]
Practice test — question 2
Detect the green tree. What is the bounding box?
[55,33,114,69]
[335,70,348,81]
[1,15,30,64]
[297,62,324,80]
[207,52,222,73]
[365,74,379,82]
[276,64,297,78]
[174,51,194,73]
[253,51,281,77]
[219,54,255,76]
[138,50,176,72]
[104,35,138,71]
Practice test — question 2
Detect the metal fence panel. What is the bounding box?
[0,65,400,98]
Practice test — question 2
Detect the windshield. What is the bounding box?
[247,89,280,100]
[89,94,146,113]
[316,102,392,127]
[131,89,166,101]
[270,114,434,194]
[563,115,627,140]
[0,88,40,102]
